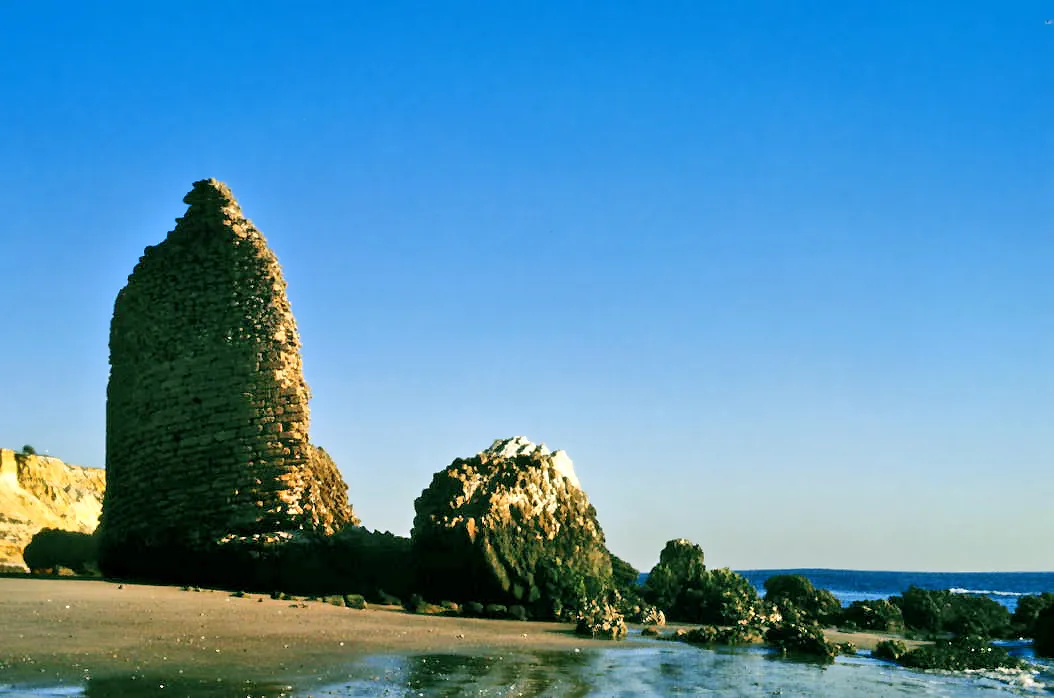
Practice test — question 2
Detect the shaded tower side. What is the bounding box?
[100,179,353,578]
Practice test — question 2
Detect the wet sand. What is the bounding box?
[824,628,925,651]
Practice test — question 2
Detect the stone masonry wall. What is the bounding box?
[101,179,355,564]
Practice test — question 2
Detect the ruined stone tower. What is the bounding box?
[100,179,355,578]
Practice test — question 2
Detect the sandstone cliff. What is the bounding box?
[0,449,105,572]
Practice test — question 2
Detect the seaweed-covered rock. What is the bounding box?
[764,610,838,660]
[873,639,908,661]
[842,598,904,632]
[643,539,706,612]
[891,586,947,634]
[675,625,722,644]
[343,594,367,610]
[1014,593,1054,638]
[674,624,764,646]
[944,595,1012,638]
[412,437,613,618]
[680,567,765,626]
[644,543,762,626]
[763,574,842,625]
[898,634,1023,671]
[1033,605,1054,657]
[637,605,666,626]
[575,599,627,640]
[890,586,1012,639]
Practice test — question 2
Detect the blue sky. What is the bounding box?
[1,2,1051,572]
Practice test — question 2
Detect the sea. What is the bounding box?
[3,570,1053,697]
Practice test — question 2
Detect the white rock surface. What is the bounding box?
[483,436,581,489]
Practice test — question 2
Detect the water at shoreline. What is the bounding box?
[6,638,1052,697]
[319,643,1052,697]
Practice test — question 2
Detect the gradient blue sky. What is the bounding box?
[2,2,1051,572]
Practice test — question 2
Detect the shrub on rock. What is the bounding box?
[412,437,613,618]
[23,529,98,575]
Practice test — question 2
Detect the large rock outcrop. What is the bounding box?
[100,179,356,581]
[0,449,105,572]
[411,437,613,618]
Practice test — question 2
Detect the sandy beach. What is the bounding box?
[0,577,925,695]
[0,578,625,688]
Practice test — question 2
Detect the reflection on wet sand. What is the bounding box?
[6,643,1047,697]
[320,651,594,698]
[79,675,295,698]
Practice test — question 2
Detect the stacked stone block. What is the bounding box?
[101,179,355,576]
